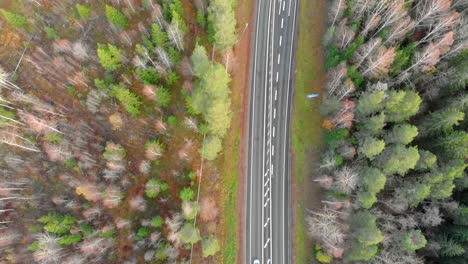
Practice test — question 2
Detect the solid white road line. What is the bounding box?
[262,0,273,262]
[249,0,262,261]
[282,1,297,263]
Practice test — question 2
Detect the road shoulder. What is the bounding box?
[291,0,327,263]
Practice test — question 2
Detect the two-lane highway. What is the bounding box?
[246,0,298,263]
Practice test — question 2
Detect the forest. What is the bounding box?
[308,0,467,263]
[0,0,237,263]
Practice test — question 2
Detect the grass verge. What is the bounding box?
[292,0,326,263]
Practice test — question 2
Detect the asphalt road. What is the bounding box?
[246,0,298,263]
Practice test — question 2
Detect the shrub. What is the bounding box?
[59,234,82,246]
[324,129,349,147]
[156,87,171,107]
[76,4,91,18]
[44,26,59,40]
[135,68,160,84]
[0,9,28,28]
[348,66,365,89]
[166,71,180,86]
[180,187,195,201]
[97,44,124,71]
[200,136,222,160]
[150,216,164,228]
[110,85,141,116]
[135,227,149,240]
[38,213,76,235]
[145,178,163,198]
[202,236,220,257]
[44,133,63,144]
[105,5,128,29]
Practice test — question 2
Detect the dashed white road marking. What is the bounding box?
[264,188,269,197]
[281,18,284,28]
[273,126,276,137]
[277,54,281,64]
[272,145,275,156]
[276,72,279,82]
[282,1,285,11]
[264,198,270,207]
[264,217,270,227]
[279,35,282,46]
[275,90,278,101]
[264,238,270,248]
[274,108,276,119]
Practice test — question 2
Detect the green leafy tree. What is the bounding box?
[384,90,422,122]
[401,229,427,252]
[135,67,160,84]
[439,237,465,257]
[359,137,385,160]
[200,136,222,160]
[59,234,82,246]
[156,87,171,107]
[192,44,211,78]
[417,108,465,137]
[202,236,221,257]
[385,123,418,145]
[431,131,468,160]
[180,187,195,201]
[357,112,386,137]
[178,223,201,244]
[356,90,385,117]
[166,71,180,86]
[396,181,431,208]
[207,0,237,51]
[38,213,76,235]
[76,4,91,18]
[110,85,141,116]
[191,63,232,137]
[391,43,416,75]
[44,26,59,40]
[145,178,163,198]
[346,243,379,261]
[182,201,200,220]
[324,129,349,147]
[0,9,28,28]
[374,144,420,175]
[357,191,378,209]
[136,227,149,240]
[351,210,383,246]
[150,216,164,228]
[97,44,124,71]
[416,150,437,170]
[360,167,386,193]
[105,5,128,29]
[151,23,169,48]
